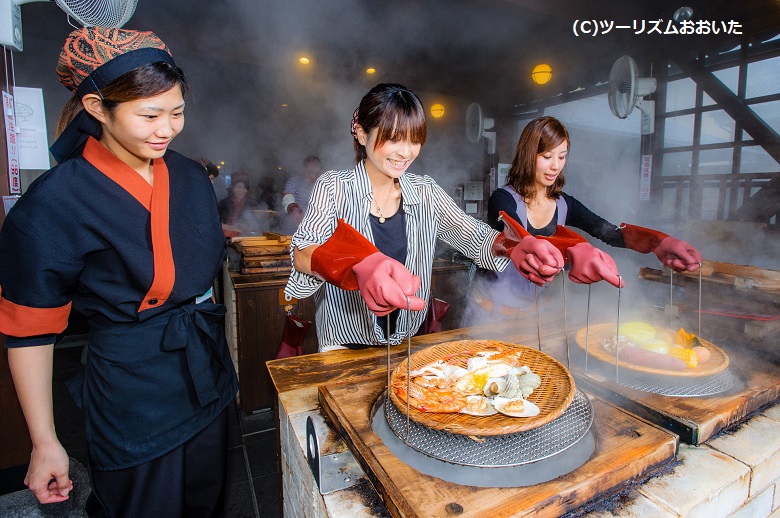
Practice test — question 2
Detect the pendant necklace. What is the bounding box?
[374,182,395,224]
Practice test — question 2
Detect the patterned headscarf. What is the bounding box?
[57,27,173,96]
[50,27,176,164]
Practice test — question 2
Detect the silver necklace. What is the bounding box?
[373,183,395,224]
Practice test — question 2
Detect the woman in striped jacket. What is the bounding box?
[285,83,617,351]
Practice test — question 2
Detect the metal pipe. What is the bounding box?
[698,262,703,336]
[616,276,622,384]
[405,297,411,441]
[535,284,541,351]
[562,273,570,370]
[669,269,674,327]
[384,303,392,424]
[585,285,591,370]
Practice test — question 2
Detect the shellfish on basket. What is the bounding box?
[388,340,575,436]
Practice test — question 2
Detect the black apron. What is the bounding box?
[77,301,238,470]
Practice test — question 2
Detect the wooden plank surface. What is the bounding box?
[319,375,677,518]
[572,346,780,444]
[268,316,780,445]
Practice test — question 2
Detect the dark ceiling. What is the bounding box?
[21,0,780,110]
[14,0,780,170]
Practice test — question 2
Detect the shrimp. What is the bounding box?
[393,380,468,413]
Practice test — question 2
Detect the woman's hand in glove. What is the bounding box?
[494,211,563,286]
[352,253,427,316]
[653,237,702,272]
[566,242,624,288]
[620,223,702,272]
[509,237,564,286]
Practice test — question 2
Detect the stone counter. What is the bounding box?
[276,383,780,517]
[268,320,780,517]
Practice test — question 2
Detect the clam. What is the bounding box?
[516,372,542,398]
[484,374,523,398]
[492,396,540,418]
[511,365,531,376]
[460,395,498,416]
[483,377,506,397]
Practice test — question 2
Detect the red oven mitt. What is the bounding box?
[547,226,624,288]
[620,223,702,272]
[310,219,426,316]
[492,211,563,286]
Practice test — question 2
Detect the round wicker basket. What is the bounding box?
[388,339,575,436]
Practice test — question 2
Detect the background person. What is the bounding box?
[218,170,261,235]
[282,155,321,226]
[0,27,238,516]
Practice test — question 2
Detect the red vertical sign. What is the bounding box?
[639,154,652,201]
[2,91,20,194]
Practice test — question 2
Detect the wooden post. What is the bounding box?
[0,46,33,471]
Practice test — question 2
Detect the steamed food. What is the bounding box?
[603,322,711,370]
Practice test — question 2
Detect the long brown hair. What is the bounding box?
[505,116,569,201]
[56,61,189,137]
[353,83,427,164]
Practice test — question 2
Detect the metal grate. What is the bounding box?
[570,346,740,397]
[384,389,593,467]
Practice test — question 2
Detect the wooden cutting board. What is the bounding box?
[320,375,677,518]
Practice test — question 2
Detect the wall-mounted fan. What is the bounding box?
[0,0,137,52]
[465,102,496,155]
[607,55,657,135]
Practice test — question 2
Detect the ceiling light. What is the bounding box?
[532,64,552,85]
[299,57,310,64]
[366,67,376,74]
[430,103,445,118]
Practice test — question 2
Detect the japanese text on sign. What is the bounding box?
[640,154,652,201]
[3,91,21,195]
[572,19,743,37]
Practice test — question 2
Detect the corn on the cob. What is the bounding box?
[667,347,698,368]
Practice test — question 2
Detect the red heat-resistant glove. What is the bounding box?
[566,241,624,288]
[310,219,425,316]
[352,253,426,316]
[492,211,564,286]
[546,226,623,288]
[620,223,702,272]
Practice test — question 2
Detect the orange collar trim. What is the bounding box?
[82,137,175,312]
[83,137,153,211]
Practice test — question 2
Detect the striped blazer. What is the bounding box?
[285,161,509,349]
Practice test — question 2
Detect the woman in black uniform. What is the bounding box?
[462,116,702,325]
[0,28,237,516]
